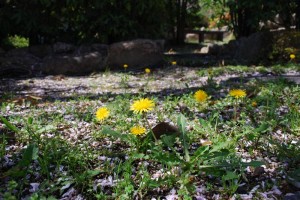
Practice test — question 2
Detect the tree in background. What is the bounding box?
[297,0,300,29]
[1,0,298,46]
[0,0,169,45]
[166,0,202,44]
[226,0,276,38]
[205,0,298,38]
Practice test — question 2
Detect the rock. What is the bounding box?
[53,42,75,54]
[6,47,29,56]
[152,122,180,139]
[76,44,108,55]
[0,47,5,55]
[3,54,40,68]
[200,46,209,54]
[41,43,108,75]
[207,43,221,55]
[106,39,164,69]
[234,32,272,63]
[0,43,109,76]
[219,32,272,63]
[0,66,32,77]
[29,45,53,58]
[284,191,300,200]
[154,39,165,52]
[186,33,199,42]
[221,40,238,57]
[41,51,106,75]
[0,48,40,77]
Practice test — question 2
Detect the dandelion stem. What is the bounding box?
[144,114,157,142]
[234,99,238,121]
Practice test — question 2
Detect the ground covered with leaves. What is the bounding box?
[1,64,300,200]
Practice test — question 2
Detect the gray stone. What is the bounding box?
[41,51,106,75]
[0,49,40,77]
[29,45,53,58]
[154,39,166,52]
[6,47,29,56]
[221,40,238,57]
[200,46,209,54]
[0,47,5,55]
[218,32,272,63]
[53,42,75,54]
[0,43,109,76]
[106,39,163,69]
[235,32,272,63]
[76,44,108,55]
[284,191,300,200]
[207,43,221,55]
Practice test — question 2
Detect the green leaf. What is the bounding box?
[191,146,210,161]
[177,114,187,135]
[222,171,239,181]
[177,114,190,162]
[102,126,133,144]
[0,116,19,133]
[4,167,27,178]
[28,117,33,125]
[210,141,232,153]
[36,125,56,134]
[151,149,181,166]
[161,135,177,147]
[85,169,101,177]
[199,118,210,129]
[19,144,39,167]
[247,133,256,141]
[255,123,269,133]
[131,153,147,159]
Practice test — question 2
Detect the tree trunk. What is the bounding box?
[296,0,300,29]
[176,0,187,44]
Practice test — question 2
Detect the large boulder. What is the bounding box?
[29,45,53,58]
[41,44,107,75]
[0,47,40,77]
[53,42,75,54]
[233,32,272,63]
[106,39,164,69]
[219,31,273,64]
[0,47,5,56]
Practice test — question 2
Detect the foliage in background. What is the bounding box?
[1,35,29,50]
[202,0,300,38]
[271,31,300,61]
[0,0,205,45]
[0,0,299,46]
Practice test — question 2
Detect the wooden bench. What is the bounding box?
[185,29,227,43]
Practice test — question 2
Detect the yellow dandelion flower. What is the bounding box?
[194,90,208,103]
[229,89,247,99]
[290,54,296,60]
[130,125,146,135]
[95,107,110,121]
[145,68,151,74]
[171,61,177,65]
[251,101,257,107]
[123,64,128,69]
[130,98,155,114]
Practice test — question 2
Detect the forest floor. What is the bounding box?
[1,64,300,200]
